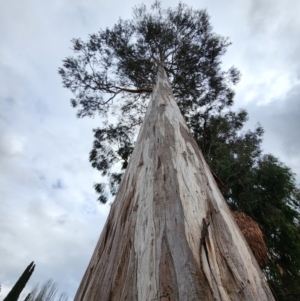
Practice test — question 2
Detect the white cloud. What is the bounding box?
[0,132,26,157]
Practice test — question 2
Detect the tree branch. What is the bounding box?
[113,86,153,93]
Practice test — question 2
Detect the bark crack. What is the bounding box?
[199,215,225,301]
[200,218,211,270]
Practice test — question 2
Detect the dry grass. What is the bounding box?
[232,211,268,266]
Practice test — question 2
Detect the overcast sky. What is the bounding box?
[1,0,300,300]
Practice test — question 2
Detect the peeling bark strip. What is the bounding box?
[74,63,274,301]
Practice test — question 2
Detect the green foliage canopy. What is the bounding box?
[59,1,240,203]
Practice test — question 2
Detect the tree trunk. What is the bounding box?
[74,64,274,301]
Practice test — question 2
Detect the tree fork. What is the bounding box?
[74,63,274,301]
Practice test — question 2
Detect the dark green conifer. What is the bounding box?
[4,262,35,301]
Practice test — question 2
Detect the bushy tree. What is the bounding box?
[59,1,300,299]
[242,155,300,301]
[192,109,300,300]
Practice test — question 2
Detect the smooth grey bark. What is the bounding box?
[74,64,274,301]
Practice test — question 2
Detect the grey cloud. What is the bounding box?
[52,179,64,190]
[247,0,299,33]
[250,85,300,154]
[0,1,114,298]
[247,0,300,65]
[248,0,280,32]
[245,82,300,182]
[55,214,70,225]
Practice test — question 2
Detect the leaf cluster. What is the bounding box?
[90,125,134,203]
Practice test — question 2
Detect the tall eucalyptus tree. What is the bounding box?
[73,62,274,300]
[59,2,299,294]
[59,1,240,203]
